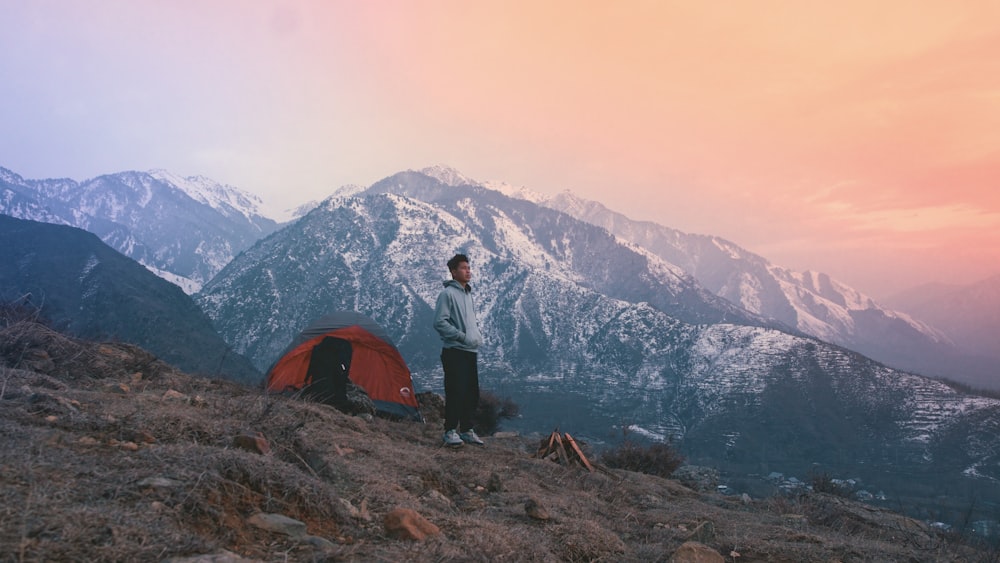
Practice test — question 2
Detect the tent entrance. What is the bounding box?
[303,336,353,406]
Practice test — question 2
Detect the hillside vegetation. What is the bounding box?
[1,315,994,562]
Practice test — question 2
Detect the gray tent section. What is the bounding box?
[278,311,397,360]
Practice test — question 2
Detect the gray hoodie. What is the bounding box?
[433,279,482,352]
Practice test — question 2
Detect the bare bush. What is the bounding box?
[600,440,685,479]
[809,468,853,498]
[475,390,520,435]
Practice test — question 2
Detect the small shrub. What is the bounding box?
[808,469,852,498]
[475,391,520,435]
[600,440,684,479]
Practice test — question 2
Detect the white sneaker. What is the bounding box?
[459,429,485,446]
[443,429,463,447]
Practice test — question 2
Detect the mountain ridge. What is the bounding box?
[418,165,993,390]
[0,165,279,293]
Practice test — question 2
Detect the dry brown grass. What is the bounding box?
[0,319,993,562]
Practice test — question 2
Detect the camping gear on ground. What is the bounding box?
[266,311,422,421]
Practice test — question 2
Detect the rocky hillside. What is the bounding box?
[1,317,994,562]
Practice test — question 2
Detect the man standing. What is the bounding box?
[433,253,485,447]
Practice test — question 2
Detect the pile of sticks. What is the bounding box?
[535,430,595,472]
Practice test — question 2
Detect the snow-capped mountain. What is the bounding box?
[0,166,279,293]
[197,170,777,373]
[530,191,1000,389]
[535,190,942,343]
[196,170,1000,519]
[420,167,986,389]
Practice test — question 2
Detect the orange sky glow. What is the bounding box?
[2,0,998,298]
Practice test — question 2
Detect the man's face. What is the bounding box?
[450,261,472,285]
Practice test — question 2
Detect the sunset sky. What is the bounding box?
[3,1,999,298]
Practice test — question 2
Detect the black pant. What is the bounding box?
[441,347,479,432]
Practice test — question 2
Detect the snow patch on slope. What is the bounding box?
[143,264,201,293]
[149,169,269,224]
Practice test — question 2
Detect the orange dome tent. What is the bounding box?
[266,311,422,421]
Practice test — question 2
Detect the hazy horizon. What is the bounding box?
[3,1,998,299]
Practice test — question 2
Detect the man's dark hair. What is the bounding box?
[447,253,469,272]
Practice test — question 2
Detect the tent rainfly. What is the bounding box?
[266,311,422,421]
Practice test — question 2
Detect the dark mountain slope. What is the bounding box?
[0,214,259,383]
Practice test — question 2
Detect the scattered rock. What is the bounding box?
[302,535,336,550]
[248,513,307,538]
[357,498,372,522]
[232,432,270,455]
[333,443,356,456]
[336,497,361,519]
[455,494,487,512]
[132,430,156,444]
[669,541,725,563]
[525,498,550,521]
[116,440,139,451]
[103,382,129,394]
[162,389,189,402]
[336,497,372,521]
[383,508,440,541]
